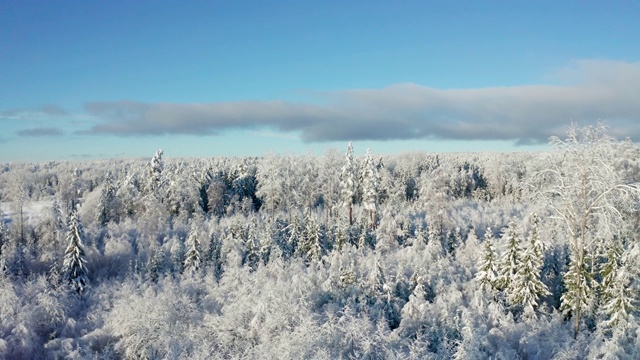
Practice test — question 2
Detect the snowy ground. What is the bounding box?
[0,200,52,225]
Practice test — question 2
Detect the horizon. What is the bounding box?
[2,1,639,162]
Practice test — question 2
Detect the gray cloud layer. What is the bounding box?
[17,127,64,137]
[83,60,640,144]
[1,104,68,120]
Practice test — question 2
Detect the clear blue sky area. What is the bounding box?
[1,1,639,162]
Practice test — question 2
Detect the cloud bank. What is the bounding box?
[17,127,64,137]
[83,60,640,144]
[0,104,68,120]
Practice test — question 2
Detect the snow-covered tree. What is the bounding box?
[297,209,323,263]
[62,209,88,295]
[183,224,201,275]
[496,221,521,294]
[475,228,498,292]
[148,149,164,194]
[340,142,357,225]
[532,123,640,337]
[510,214,550,314]
[96,172,119,226]
[361,148,379,229]
[599,241,636,327]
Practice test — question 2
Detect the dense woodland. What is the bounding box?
[1,124,640,359]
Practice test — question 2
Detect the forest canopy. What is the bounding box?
[0,124,639,359]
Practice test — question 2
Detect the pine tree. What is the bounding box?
[298,209,323,262]
[340,142,357,226]
[149,149,164,193]
[496,221,521,293]
[62,210,88,295]
[510,215,550,314]
[96,172,118,226]
[183,225,201,274]
[599,242,636,327]
[148,247,165,282]
[361,148,379,230]
[475,228,498,292]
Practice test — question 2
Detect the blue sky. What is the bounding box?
[1,1,640,162]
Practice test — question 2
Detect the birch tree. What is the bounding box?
[531,123,640,338]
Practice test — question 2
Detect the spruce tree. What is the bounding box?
[496,221,521,293]
[340,142,357,226]
[298,209,323,262]
[63,210,88,295]
[96,172,118,226]
[600,242,636,327]
[183,225,201,274]
[361,148,379,230]
[475,228,498,292]
[510,214,550,314]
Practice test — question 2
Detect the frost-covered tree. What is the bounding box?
[496,221,521,294]
[532,123,640,337]
[475,228,498,292]
[96,172,119,226]
[183,224,201,275]
[148,149,164,195]
[510,214,550,314]
[62,209,88,295]
[297,209,323,263]
[599,241,636,327]
[361,148,379,229]
[340,142,357,225]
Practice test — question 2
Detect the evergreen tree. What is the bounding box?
[475,228,498,292]
[183,225,201,274]
[62,209,88,295]
[298,209,323,262]
[206,232,224,281]
[496,221,521,294]
[148,247,165,282]
[340,142,357,225]
[149,149,164,194]
[96,172,119,226]
[361,148,379,230]
[510,215,550,314]
[600,242,636,327]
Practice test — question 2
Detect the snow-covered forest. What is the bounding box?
[1,124,640,359]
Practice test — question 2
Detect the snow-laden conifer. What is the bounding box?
[96,172,118,226]
[62,210,88,295]
[340,142,357,225]
[361,148,379,229]
[510,214,550,314]
[475,228,498,292]
[599,242,636,327]
[496,221,521,293]
[183,225,201,274]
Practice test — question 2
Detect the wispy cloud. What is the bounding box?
[76,60,640,144]
[17,127,64,137]
[0,104,68,120]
